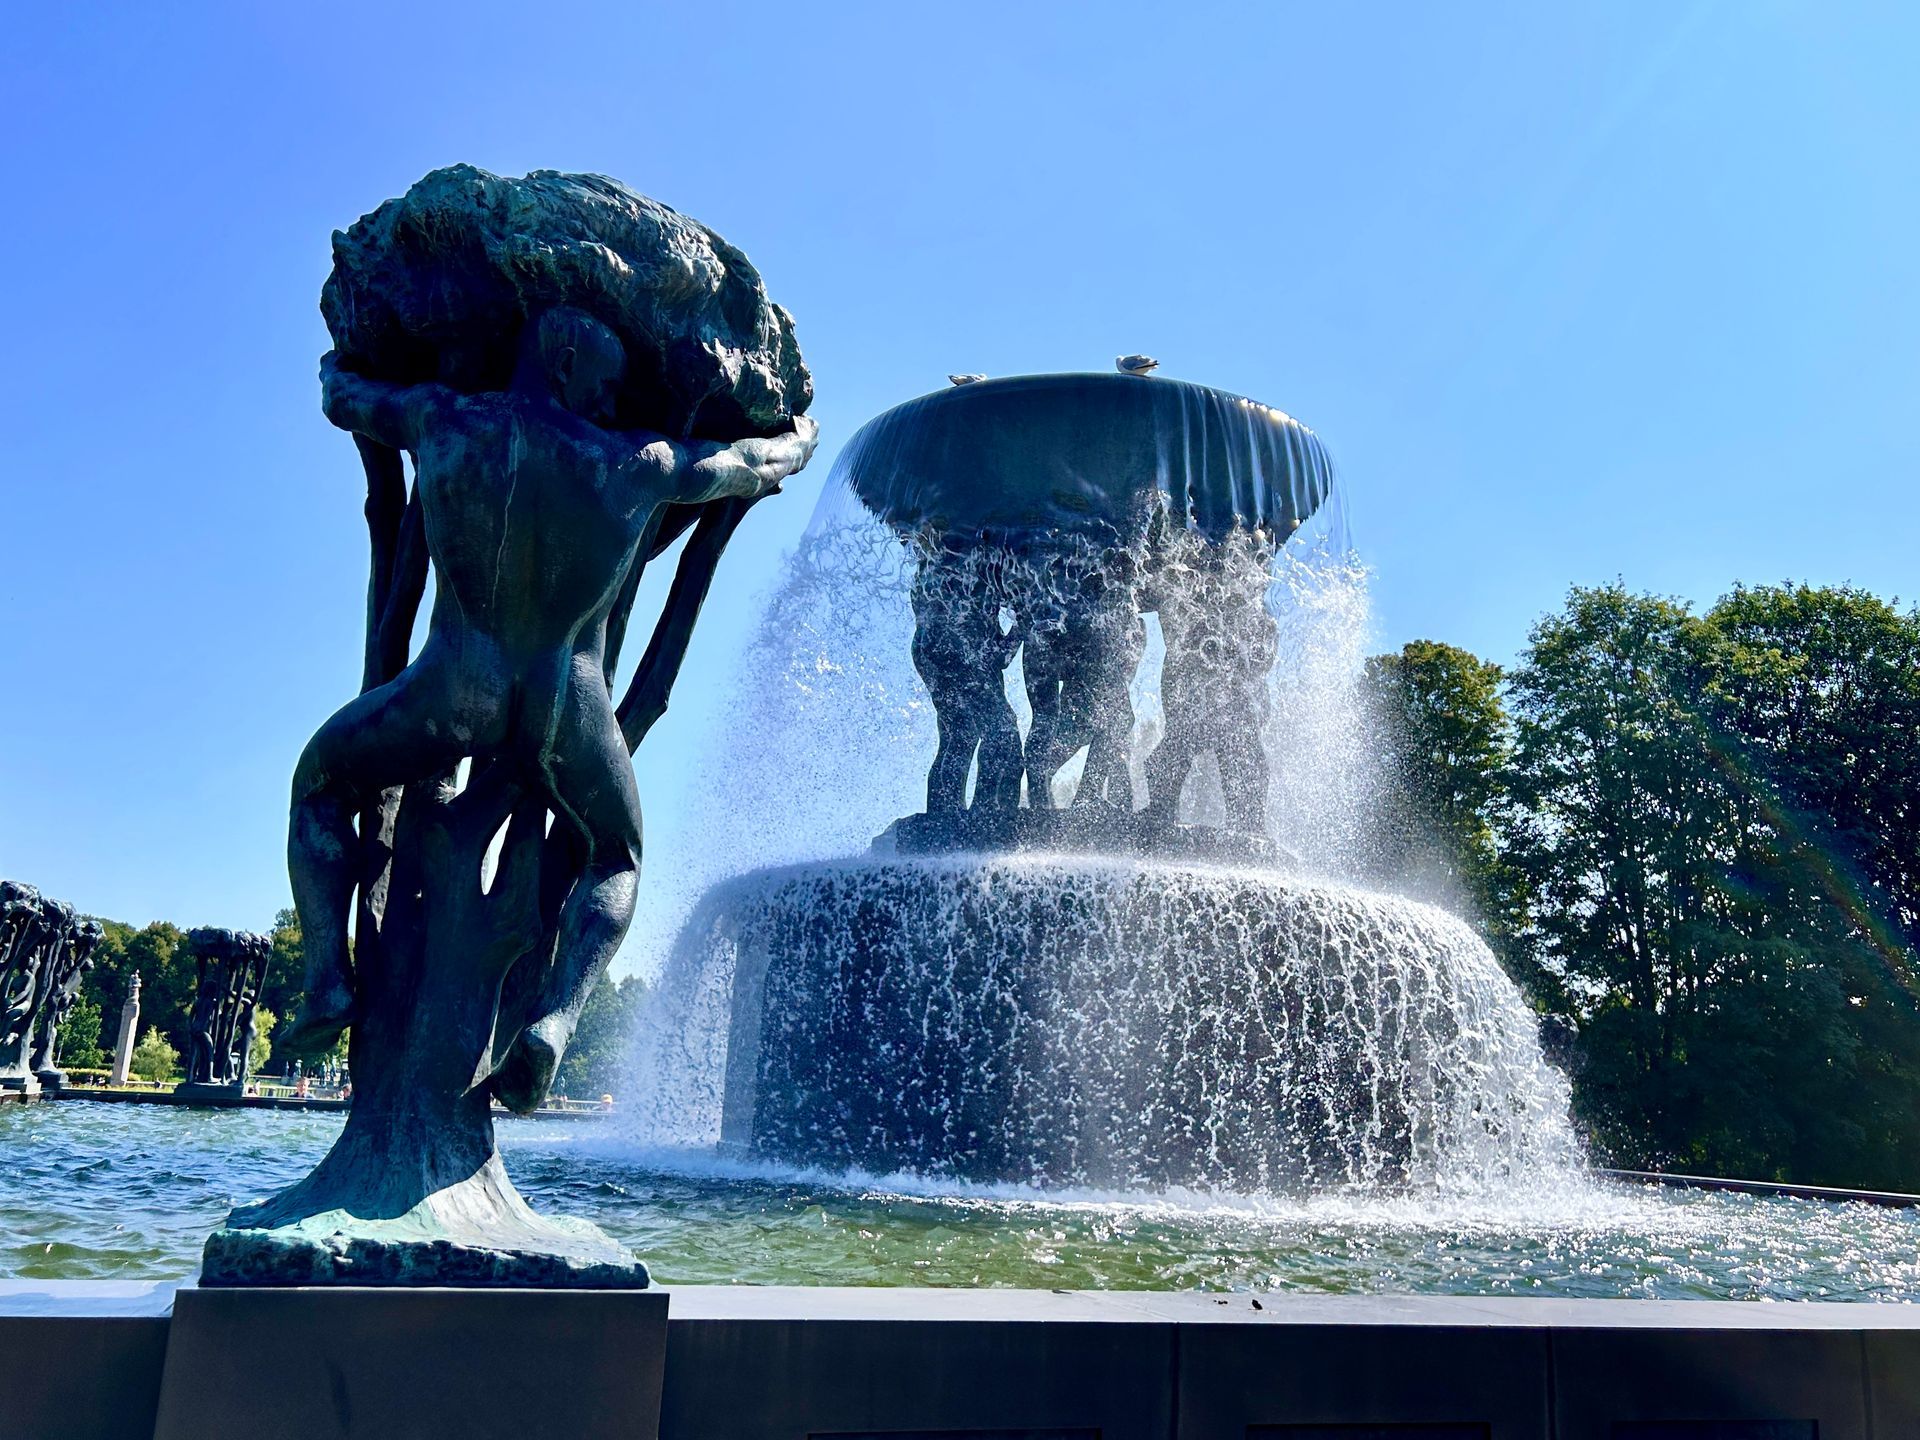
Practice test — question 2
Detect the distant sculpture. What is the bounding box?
[203,166,813,1287]
[109,972,141,1086]
[0,882,99,1094]
[185,978,219,1085]
[177,928,270,1092]
[0,884,44,1060]
[30,918,102,1090]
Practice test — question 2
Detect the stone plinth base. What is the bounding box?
[202,1212,650,1289]
[153,1285,667,1440]
[169,1080,244,1104]
[200,1149,651,1289]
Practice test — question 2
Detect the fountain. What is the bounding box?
[643,370,1580,1195]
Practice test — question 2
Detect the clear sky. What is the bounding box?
[2,1,1915,953]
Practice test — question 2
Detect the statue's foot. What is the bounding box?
[279,982,355,1053]
[491,1015,568,1114]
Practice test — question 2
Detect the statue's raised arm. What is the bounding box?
[317,351,445,452]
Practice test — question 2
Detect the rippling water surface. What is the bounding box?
[4,1103,1917,1299]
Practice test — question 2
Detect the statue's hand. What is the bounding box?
[792,414,820,460]
[765,415,819,492]
[318,350,348,414]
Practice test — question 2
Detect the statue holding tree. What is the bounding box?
[203,166,815,1286]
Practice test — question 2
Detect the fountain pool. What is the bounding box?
[5,1102,1917,1299]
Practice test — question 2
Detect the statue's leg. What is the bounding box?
[923,676,983,813]
[927,710,971,812]
[975,683,1024,809]
[1080,634,1143,807]
[914,632,975,814]
[1144,686,1197,822]
[1022,640,1067,807]
[1079,700,1132,808]
[494,682,643,1111]
[282,654,476,1050]
[1219,692,1272,835]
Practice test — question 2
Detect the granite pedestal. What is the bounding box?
[152,1285,667,1440]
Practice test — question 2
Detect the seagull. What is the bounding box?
[1115,354,1159,377]
[948,373,987,386]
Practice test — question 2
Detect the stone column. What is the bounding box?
[110,973,141,1086]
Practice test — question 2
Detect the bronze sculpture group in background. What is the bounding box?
[178,928,271,1094]
[0,880,104,1095]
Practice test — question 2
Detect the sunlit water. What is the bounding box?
[4,1103,1916,1299]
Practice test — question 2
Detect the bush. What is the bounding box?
[127,1026,180,1084]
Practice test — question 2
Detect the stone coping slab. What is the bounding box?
[662,1286,1920,1328]
[0,1277,182,1315]
[10,1279,1913,1327]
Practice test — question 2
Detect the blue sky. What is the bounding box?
[2,1,1915,947]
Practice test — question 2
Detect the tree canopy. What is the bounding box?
[1375,582,1920,1189]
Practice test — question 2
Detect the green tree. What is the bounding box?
[1706,583,1920,957]
[1363,640,1538,995]
[249,1005,277,1077]
[125,922,193,1055]
[552,974,646,1101]
[55,992,105,1069]
[128,1026,180,1084]
[1505,583,1920,1189]
[1699,583,1920,1185]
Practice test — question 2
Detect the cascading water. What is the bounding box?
[628,372,1585,1199]
[691,860,1576,1191]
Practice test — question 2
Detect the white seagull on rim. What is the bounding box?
[1115,354,1159,376]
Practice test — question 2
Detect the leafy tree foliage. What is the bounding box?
[249,1005,277,1076]
[1379,582,1920,1189]
[552,973,646,1101]
[1362,640,1544,999]
[57,992,104,1069]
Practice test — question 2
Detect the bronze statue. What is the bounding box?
[1144,529,1278,834]
[1,886,98,1093]
[203,165,813,1287]
[178,928,270,1092]
[286,319,815,1091]
[1021,544,1144,811]
[837,374,1329,847]
[910,540,1022,812]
